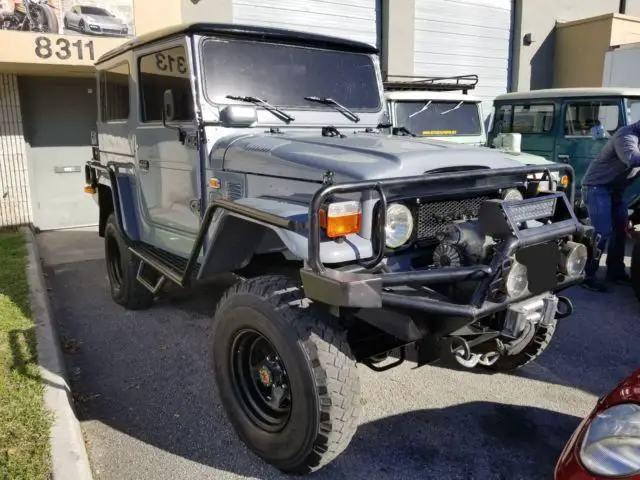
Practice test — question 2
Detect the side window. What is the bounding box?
[100,62,130,122]
[138,45,194,123]
[564,101,620,137]
[495,105,513,133]
[494,104,554,134]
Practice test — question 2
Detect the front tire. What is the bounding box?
[211,276,361,474]
[104,213,155,310]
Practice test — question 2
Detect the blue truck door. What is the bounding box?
[554,97,623,197]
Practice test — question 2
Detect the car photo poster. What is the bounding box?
[0,0,134,38]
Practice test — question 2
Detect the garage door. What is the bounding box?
[232,0,379,47]
[413,0,512,121]
[19,76,98,231]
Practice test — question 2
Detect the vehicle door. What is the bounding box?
[491,101,557,160]
[134,40,202,245]
[555,97,624,194]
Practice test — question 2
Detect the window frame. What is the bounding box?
[99,60,131,124]
[137,42,194,124]
[562,98,623,139]
[493,102,556,135]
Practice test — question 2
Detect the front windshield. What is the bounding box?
[201,38,381,110]
[394,100,482,136]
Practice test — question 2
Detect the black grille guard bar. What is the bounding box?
[307,163,576,274]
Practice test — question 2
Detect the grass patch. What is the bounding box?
[0,231,51,480]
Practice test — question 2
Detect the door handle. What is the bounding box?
[558,154,570,163]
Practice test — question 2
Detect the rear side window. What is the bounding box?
[495,104,554,134]
[100,62,130,122]
[564,100,620,137]
[138,45,194,123]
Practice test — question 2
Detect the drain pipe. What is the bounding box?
[620,0,627,14]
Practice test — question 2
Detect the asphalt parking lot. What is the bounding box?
[38,229,640,480]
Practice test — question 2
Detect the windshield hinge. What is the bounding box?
[189,199,201,216]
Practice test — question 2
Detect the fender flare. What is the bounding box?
[196,198,374,279]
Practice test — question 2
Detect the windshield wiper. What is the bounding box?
[304,96,360,123]
[440,101,464,116]
[225,95,295,124]
[409,100,432,119]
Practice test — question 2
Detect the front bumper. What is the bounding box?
[300,164,592,321]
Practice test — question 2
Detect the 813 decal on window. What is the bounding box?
[34,36,95,62]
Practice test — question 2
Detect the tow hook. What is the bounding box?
[556,296,573,319]
[450,336,500,368]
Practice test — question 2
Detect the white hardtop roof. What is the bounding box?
[495,87,640,101]
[384,90,482,102]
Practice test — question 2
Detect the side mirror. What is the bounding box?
[163,89,175,124]
[219,104,258,127]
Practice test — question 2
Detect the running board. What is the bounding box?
[129,243,198,292]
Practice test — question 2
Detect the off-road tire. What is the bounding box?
[482,319,557,372]
[211,275,361,475]
[630,235,640,303]
[104,214,155,310]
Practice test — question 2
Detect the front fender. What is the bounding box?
[196,197,374,279]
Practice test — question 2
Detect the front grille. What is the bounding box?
[416,196,489,240]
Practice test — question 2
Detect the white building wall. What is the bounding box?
[0,74,31,228]
[413,0,512,121]
[232,0,379,47]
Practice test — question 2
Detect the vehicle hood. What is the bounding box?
[221,132,526,182]
[499,150,553,165]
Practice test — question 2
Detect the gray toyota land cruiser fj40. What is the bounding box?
[84,23,594,475]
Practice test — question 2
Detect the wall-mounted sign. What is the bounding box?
[0,0,134,38]
[34,35,96,61]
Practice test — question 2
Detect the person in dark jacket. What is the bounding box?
[580,120,640,292]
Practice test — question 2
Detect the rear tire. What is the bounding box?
[211,275,361,474]
[104,213,155,310]
[35,5,58,33]
[482,319,557,372]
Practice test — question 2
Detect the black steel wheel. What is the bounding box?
[103,213,155,310]
[230,329,292,432]
[211,275,361,475]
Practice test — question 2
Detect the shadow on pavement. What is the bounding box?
[37,229,634,479]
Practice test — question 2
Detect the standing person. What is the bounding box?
[580,120,640,292]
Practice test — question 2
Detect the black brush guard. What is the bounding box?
[87,160,592,322]
[300,163,593,320]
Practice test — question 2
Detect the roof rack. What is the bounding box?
[382,74,479,94]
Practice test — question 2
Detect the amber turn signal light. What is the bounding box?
[83,185,96,194]
[319,201,362,238]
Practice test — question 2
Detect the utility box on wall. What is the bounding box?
[555,13,640,88]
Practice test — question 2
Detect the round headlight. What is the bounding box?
[560,241,588,277]
[579,403,640,477]
[385,203,414,248]
[504,260,528,297]
[503,188,523,201]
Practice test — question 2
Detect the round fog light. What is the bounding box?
[559,241,588,276]
[503,188,523,201]
[504,260,528,297]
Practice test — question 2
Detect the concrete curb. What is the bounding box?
[22,226,94,480]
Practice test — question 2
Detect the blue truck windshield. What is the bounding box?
[201,38,381,110]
